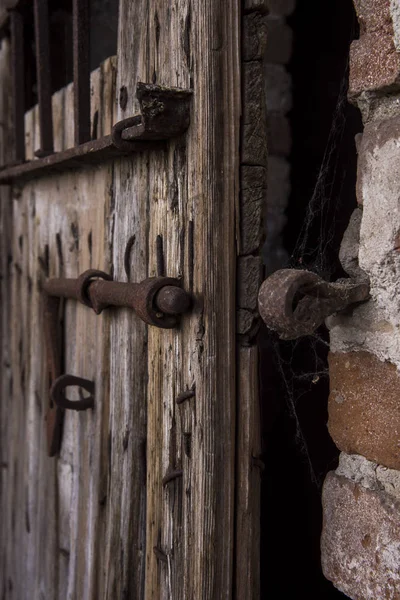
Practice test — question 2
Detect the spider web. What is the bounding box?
[265,63,356,488]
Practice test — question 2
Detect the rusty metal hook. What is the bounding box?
[258,268,370,340]
[50,374,94,411]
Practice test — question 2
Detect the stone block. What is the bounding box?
[239,166,267,255]
[353,0,393,35]
[243,13,268,61]
[264,18,292,64]
[265,65,292,113]
[244,0,269,14]
[267,112,291,156]
[237,256,263,311]
[321,471,400,600]
[349,34,400,98]
[357,115,400,321]
[242,62,268,166]
[328,351,400,470]
[349,0,400,98]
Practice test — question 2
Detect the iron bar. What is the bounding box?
[0,84,193,183]
[33,0,54,156]
[73,0,91,145]
[10,9,25,163]
[43,270,191,328]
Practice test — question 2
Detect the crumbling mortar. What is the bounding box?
[336,453,400,507]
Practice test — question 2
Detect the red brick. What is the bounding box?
[322,472,400,600]
[349,0,400,97]
[353,0,393,35]
[349,34,400,98]
[328,351,400,470]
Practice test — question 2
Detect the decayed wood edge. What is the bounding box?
[234,5,268,598]
[114,0,241,598]
[235,346,262,600]
[0,36,13,596]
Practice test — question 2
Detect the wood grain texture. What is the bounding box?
[0,0,265,597]
[235,346,262,600]
[0,59,116,600]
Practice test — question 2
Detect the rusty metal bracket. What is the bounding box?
[43,269,191,328]
[44,293,64,457]
[0,83,193,184]
[258,268,370,340]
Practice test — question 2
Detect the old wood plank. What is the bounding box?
[236,346,262,600]
[1,60,116,600]
[101,11,150,597]
[0,37,13,596]
[142,0,241,597]
[144,1,190,597]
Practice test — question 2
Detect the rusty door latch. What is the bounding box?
[44,270,191,456]
[258,268,370,340]
[43,269,191,328]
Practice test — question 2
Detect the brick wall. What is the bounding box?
[321,1,400,597]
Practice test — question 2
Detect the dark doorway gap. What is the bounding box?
[260,0,362,597]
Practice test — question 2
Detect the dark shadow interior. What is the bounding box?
[260,0,362,597]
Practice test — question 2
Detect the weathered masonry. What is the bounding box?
[259,0,400,598]
[321,1,400,597]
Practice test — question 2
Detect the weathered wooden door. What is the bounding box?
[0,0,265,598]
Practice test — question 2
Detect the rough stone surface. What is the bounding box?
[240,166,266,255]
[357,92,400,124]
[265,64,292,113]
[328,115,400,369]
[349,0,400,98]
[336,453,400,502]
[237,256,263,311]
[264,17,292,64]
[244,0,269,13]
[321,471,400,600]
[242,62,268,166]
[237,309,259,339]
[353,0,393,35]
[328,351,400,470]
[243,13,268,61]
[349,34,400,98]
[390,0,400,50]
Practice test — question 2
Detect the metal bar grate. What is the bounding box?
[73,0,91,146]
[10,9,25,164]
[33,0,54,157]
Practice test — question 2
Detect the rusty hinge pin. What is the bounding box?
[258,268,370,340]
[43,270,191,328]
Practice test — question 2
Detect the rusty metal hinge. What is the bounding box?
[258,268,370,340]
[44,270,191,456]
